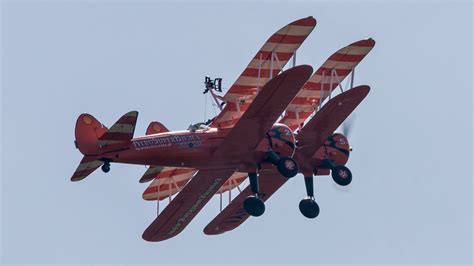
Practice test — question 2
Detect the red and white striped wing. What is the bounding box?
[216,172,247,194]
[280,38,375,130]
[142,167,197,201]
[211,17,317,129]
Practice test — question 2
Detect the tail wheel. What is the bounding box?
[299,198,320,219]
[276,157,298,178]
[243,195,265,217]
[331,165,352,186]
[101,163,110,173]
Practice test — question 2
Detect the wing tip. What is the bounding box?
[290,16,317,27]
[203,226,224,236]
[350,85,371,97]
[351,38,376,48]
[288,64,314,78]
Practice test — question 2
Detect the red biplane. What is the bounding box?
[71,16,375,241]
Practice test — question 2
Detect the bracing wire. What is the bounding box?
[204,92,208,122]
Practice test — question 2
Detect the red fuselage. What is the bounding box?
[99,124,296,171]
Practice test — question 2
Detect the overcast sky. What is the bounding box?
[1,1,472,265]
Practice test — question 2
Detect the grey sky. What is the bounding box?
[1,1,472,265]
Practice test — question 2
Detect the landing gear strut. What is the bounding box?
[101,161,111,173]
[243,172,265,217]
[266,151,298,178]
[299,175,320,218]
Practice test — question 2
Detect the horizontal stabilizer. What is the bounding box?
[71,156,102,182]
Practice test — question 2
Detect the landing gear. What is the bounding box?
[266,151,299,178]
[322,159,353,186]
[101,161,111,173]
[331,165,352,186]
[243,172,265,217]
[299,175,320,218]
[299,198,320,219]
[276,157,298,178]
[244,196,265,217]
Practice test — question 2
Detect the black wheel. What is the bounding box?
[276,157,298,178]
[299,198,320,219]
[331,165,352,186]
[101,163,110,173]
[243,196,265,217]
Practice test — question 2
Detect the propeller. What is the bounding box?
[341,114,356,138]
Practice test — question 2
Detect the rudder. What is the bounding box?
[75,113,108,155]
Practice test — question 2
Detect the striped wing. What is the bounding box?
[280,38,375,130]
[216,172,248,194]
[210,17,316,129]
[142,168,247,199]
[142,167,197,201]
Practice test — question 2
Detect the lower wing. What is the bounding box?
[142,167,237,242]
[203,168,284,235]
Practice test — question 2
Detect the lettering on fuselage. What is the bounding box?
[132,134,202,150]
[167,178,223,236]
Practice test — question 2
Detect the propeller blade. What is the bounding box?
[341,115,356,138]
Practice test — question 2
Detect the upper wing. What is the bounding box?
[203,85,370,234]
[142,65,313,242]
[214,65,313,159]
[204,168,285,235]
[211,17,316,129]
[296,85,370,160]
[280,39,375,130]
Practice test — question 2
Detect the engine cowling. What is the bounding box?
[267,123,296,157]
[312,133,350,171]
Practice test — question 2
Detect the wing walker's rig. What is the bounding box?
[71,16,375,241]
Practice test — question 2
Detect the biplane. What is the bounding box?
[71,16,375,241]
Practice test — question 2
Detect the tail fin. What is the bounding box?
[74,113,108,155]
[97,111,138,148]
[71,156,102,182]
[72,111,138,182]
[74,111,138,155]
[146,121,169,135]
